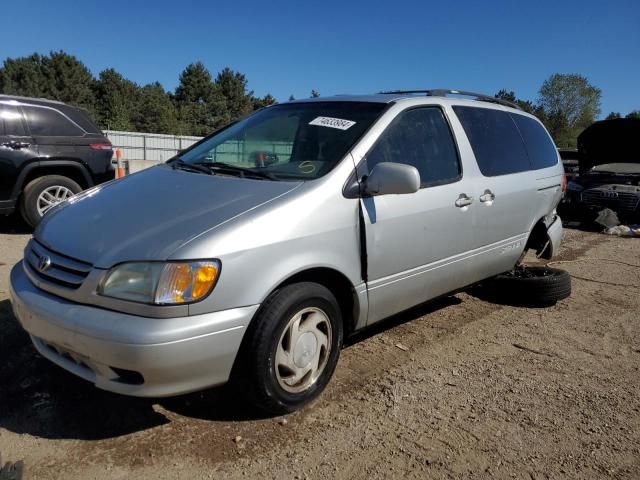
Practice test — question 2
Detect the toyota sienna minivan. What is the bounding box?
[10,90,565,414]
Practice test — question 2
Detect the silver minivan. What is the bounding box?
[9,90,565,413]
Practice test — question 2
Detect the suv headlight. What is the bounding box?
[98,260,220,305]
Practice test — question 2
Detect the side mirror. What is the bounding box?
[364,162,420,196]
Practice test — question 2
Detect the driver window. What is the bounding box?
[364,107,461,187]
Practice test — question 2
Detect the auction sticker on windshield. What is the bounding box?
[309,116,356,130]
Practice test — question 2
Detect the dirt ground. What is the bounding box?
[1,215,639,480]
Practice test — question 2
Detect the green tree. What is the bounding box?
[605,112,622,120]
[0,53,48,98]
[494,89,544,118]
[93,68,139,130]
[626,110,640,119]
[215,67,253,122]
[0,51,95,112]
[252,93,277,110]
[175,62,227,135]
[538,73,601,147]
[43,51,95,110]
[310,89,320,98]
[288,94,296,101]
[132,82,180,134]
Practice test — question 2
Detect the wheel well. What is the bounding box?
[273,268,359,335]
[525,218,551,259]
[21,165,90,193]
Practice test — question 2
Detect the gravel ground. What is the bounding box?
[1,214,639,480]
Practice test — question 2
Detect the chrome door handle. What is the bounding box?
[455,194,474,208]
[479,189,495,203]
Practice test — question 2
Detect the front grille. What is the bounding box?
[26,240,92,289]
[581,189,640,214]
[39,339,92,372]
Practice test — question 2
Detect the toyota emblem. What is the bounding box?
[38,255,52,273]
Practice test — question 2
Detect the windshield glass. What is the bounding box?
[176,102,387,180]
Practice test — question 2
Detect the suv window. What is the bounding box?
[58,104,102,134]
[0,104,27,136]
[453,106,530,176]
[364,107,461,186]
[22,105,85,137]
[511,113,558,169]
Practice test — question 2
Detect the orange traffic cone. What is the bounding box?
[115,148,124,178]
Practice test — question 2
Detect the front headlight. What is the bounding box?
[98,260,220,305]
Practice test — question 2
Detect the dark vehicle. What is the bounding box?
[562,118,640,222]
[558,148,580,182]
[0,95,114,227]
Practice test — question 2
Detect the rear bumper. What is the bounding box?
[0,199,16,215]
[9,261,259,397]
[92,166,116,185]
[546,214,563,258]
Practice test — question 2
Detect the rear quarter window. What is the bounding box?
[58,105,102,134]
[22,105,85,137]
[510,113,558,169]
[453,106,530,176]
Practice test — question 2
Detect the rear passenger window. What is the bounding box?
[58,105,102,134]
[510,113,558,169]
[0,104,27,136]
[22,105,84,136]
[453,106,530,176]
[364,107,461,187]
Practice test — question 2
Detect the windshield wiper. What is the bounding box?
[170,159,214,175]
[194,162,277,180]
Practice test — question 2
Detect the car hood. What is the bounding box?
[35,164,302,268]
[577,118,640,173]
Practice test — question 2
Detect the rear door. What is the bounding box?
[20,104,87,162]
[0,102,37,203]
[451,105,538,277]
[357,106,478,324]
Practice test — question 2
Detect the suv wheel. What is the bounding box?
[20,175,82,227]
[235,282,343,415]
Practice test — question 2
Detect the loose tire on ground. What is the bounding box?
[480,266,572,307]
[19,175,82,228]
[232,282,344,415]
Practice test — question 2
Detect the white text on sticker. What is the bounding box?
[309,116,356,130]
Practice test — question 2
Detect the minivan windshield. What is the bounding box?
[174,102,387,180]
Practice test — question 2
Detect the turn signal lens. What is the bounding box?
[192,264,219,299]
[154,261,220,305]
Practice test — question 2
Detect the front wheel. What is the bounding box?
[235,282,343,415]
[20,175,82,227]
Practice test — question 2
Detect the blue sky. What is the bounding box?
[1,0,638,117]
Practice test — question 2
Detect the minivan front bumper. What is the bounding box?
[9,262,258,397]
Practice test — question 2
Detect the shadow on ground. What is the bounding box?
[0,293,464,440]
[0,214,31,235]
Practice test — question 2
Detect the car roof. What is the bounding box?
[0,94,67,107]
[287,92,528,116]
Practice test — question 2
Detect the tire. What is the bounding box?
[482,266,571,307]
[19,175,82,228]
[233,282,344,415]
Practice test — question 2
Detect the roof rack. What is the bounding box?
[378,89,521,110]
[0,93,66,105]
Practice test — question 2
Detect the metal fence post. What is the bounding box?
[143,135,147,161]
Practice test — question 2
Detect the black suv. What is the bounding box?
[0,95,114,227]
